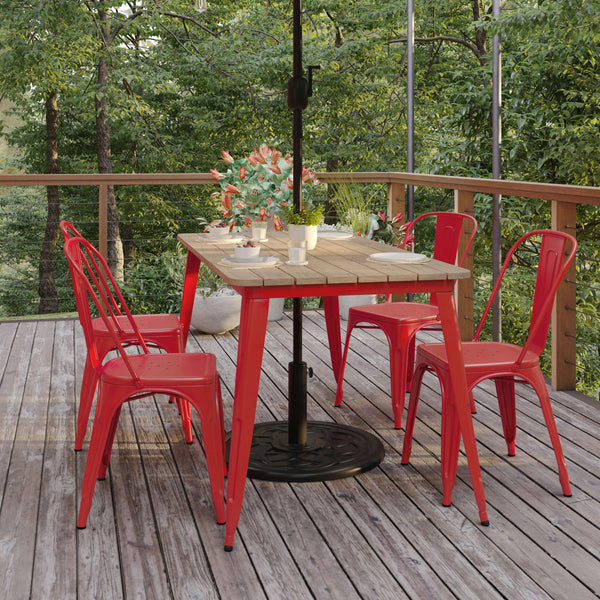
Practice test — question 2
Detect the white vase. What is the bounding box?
[191,289,241,334]
[339,294,377,320]
[288,224,318,250]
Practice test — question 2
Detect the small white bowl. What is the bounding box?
[234,244,260,260]
[207,225,229,237]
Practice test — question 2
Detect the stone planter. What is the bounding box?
[268,297,285,321]
[339,294,377,320]
[191,288,241,334]
[288,224,318,250]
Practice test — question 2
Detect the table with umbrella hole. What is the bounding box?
[178,231,490,551]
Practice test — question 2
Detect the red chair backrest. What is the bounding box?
[473,230,577,362]
[63,236,149,383]
[403,211,478,305]
[61,219,126,321]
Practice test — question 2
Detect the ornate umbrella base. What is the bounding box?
[228,421,385,482]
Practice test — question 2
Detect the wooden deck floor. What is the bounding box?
[0,312,599,600]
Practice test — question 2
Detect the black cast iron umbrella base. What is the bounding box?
[229,421,384,482]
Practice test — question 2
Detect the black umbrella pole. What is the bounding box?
[288,296,307,447]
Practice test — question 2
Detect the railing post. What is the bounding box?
[387,182,405,222]
[552,201,577,390]
[99,184,108,259]
[454,189,475,340]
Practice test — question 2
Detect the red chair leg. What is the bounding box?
[215,376,227,477]
[440,387,461,506]
[177,398,193,444]
[98,405,122,480]
[530,371,572,496]
[405,336,416,393]
[334,320,356,407]
[193,390,226,524]
[401,363,427,464]
[388,328,412,430]
[76,355,98,450]
[495,378,517,455]
[77,393,123,528]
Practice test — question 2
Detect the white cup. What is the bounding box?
[288,240,307,264]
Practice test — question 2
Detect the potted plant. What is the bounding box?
[191,263,242,334]
[331,183,414,318]
[284,203,325,250]
[210,145,319,239]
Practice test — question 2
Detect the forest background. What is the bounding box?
[0,0,598,397]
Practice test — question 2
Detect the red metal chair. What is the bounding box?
[64,236,226,528]
[61,221,193,449]
[334,212,478,429]
[402,230,576,502]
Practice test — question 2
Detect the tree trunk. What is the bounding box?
[96,10,123,279]
[38,91,60,314]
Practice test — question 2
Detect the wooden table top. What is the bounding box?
[178,231,470,290]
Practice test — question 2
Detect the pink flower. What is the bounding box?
[210,168,224,181]
[391,212,404,224]
[239,165,247,180]
[224,183,241,194]
[273,215,283,231]
[270,164,282,175]
[221,193,232,210]
[221,150,234,164]
[377,210,386,221]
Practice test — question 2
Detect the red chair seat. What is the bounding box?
[417,341,542,373]
[349,301,440,325]
[94,313,181,338]
[102,352,217,387]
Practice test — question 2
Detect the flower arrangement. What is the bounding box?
[211,145,319,231]
[369,210,415,248]
[331,182,413,247]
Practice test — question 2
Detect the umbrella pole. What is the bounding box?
[288,0,308,447]
[239,0,384,482]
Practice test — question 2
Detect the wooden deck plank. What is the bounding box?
[31,320,79,599]
[0,321,52,599]
[0,314,598,600]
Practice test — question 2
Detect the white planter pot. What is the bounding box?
[288,224,318,250]
[339,294,377,320]
[268,297,285,321]
[191,289,241,334]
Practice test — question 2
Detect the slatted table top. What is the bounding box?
[178,231,470,289]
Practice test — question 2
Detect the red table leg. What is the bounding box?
[436,290,489,526]
[180,252,200,347]
[225,295,270,551]
[322,296,342,382]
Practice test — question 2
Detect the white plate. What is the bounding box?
[317,231,353,240]
[197,233,245,244]
[368,252,430,264]
[220,255,280,268]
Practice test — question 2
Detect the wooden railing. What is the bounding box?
[2,171,598,391]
